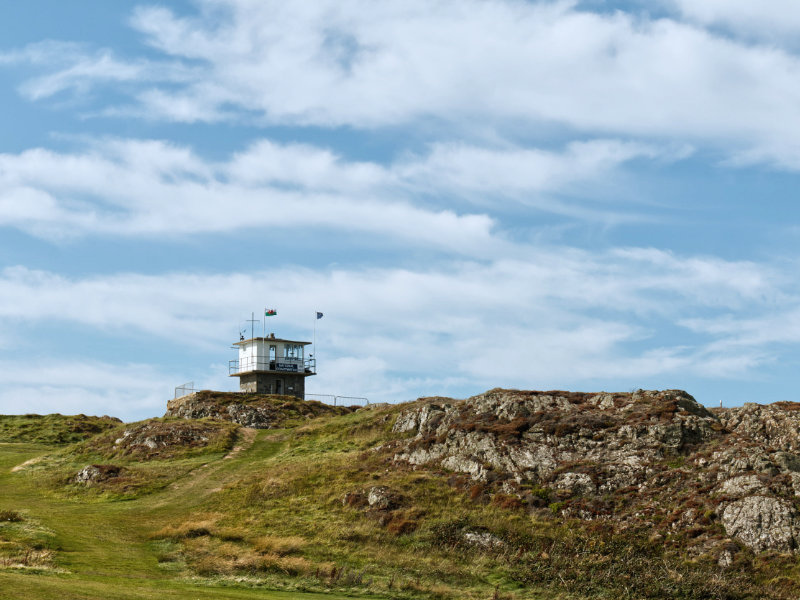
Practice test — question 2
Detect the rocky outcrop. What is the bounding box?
[718,402,800,452]
[720,496,800,553]
[390,388,800,556]
[463,531,505,549]
[394,389,716,487]
[112,421,216,455]
[80,418,239,460]
[367,486,400,511]
[165,391,350,429]
[74,464,121,484]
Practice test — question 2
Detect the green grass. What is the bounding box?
[3,402,799,599]
[0,572,375,599]
[11,417,242,501]
[0,434,389,600]
[0,414,121,444]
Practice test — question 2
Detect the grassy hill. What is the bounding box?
[0,414,121,444]
[2,392,800,599]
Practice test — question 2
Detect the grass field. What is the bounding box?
[0,433,388,600]
[0,407,553,600]
[4,403,786,600]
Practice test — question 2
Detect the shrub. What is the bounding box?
[491,493,523,511]
[386,515,418,535]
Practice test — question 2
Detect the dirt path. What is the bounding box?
[154,427,261,504]
[224,427,257,459]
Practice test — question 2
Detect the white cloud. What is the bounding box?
[0,40,193,101]
[0,139,504,253]
[682,306,800,349]
[0,360,172,420]
[666,0,800,40]
[0,247,786,413]
[396,139,686,210]
[123,0,800,148]
[226,139,390,191]
[3,1,799,167]
[0,136,672,247]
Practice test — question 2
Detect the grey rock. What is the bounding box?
[718,474,766,497]
[554,472,596,496]
[774,452,800,473]
[75,464,121,484]
[720,496,800,553]
[463,531,505,549]
[717,548,734,568]
[367,486,399,511]
[389,388,800,555]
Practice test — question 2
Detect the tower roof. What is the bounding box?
[234,336,311,346]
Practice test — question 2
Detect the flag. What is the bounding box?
[316,312,323,319]
[265,309,277,316]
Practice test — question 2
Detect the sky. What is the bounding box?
[2,0,800,420]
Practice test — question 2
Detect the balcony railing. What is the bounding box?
[229,357,316,375]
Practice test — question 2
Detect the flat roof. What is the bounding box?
[234,336,311,346]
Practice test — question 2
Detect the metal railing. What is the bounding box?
[305,394,370,407]
[174,382,196,399]
[229,357,316,375]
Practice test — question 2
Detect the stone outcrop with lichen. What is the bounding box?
[390,389,800,557]
[165,390,350,429]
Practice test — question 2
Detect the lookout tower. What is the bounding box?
[229,333,316,399]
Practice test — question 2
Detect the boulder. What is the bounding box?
[75,464,121,484]
[367,486,400,511]
[554,472,596,496]
[718,474,766,497]
[720,496,800,553]
[463,531,505,549]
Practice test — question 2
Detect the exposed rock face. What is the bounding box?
[720,496,800,553]
[82,419,238,460]
[75,464,121,484]
[113,422,213,454]
[718,474,766,497]
[394,389,716,487]
[169,401,283,429]
[165,391,349,429]
[391,388,800,556]
[367,486,399,511]
[554,472,596,496]
[719,402,800,452]
[463,531,505,549]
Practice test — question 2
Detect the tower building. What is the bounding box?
[229,333,316,398]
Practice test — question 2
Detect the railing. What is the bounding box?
[174,382,196,399]
[229,357,316,375]
[305,394,370,407]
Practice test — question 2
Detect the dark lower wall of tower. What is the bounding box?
[238,373,305,399]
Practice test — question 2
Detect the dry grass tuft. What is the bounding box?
[251,535,305,556]
[151,518,219,540]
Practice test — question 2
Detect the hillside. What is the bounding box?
[2,389,800,599]
[0,414,121,444]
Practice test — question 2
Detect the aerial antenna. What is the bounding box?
[246,312,259,341]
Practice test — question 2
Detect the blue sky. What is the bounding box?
[2,0,800,420]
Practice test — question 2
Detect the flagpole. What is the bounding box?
[262,307,266,370]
